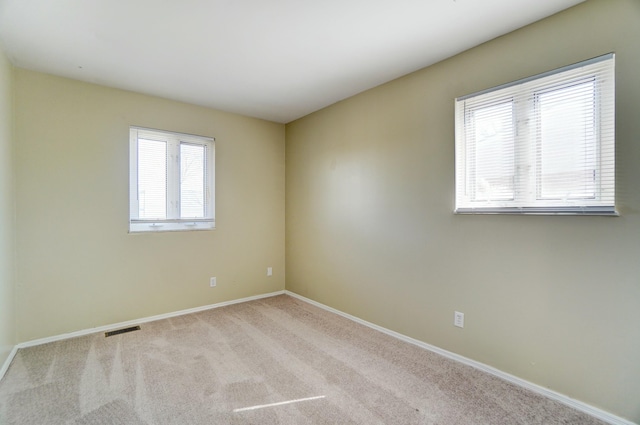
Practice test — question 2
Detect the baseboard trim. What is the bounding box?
[0,345,19,382]
[284,290,636,425]
[16,290,286,349]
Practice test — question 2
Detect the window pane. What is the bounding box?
[137,138,167,219]
[469,101,515,201]
[538,80,596,199]
[180,143,206,218]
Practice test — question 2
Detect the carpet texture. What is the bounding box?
[0,294,606,424]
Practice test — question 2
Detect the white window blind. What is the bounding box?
[137,138,167,219]
[455,54,615,215]
[129,127,215,232]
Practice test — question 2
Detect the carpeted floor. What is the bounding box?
[0,294,606,424]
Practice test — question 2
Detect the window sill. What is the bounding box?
[129,220,215,233]
[454,207,618,216]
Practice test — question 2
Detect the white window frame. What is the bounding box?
[455,54,615,215]
[129,127,215,232]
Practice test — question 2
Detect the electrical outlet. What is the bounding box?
[210,277,217,287]
[267,267,273,277]
[454,311,464,328]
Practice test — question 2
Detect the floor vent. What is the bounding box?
[105,326,141,337]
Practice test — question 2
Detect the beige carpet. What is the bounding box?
[0,294,606,424]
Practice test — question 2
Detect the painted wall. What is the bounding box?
[285,0,640,421]
[0,46,15,366]
[14,70,285,341]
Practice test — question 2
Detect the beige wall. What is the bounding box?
[285,0,640,421]
[14,70,285,342]
[0,47,15,365]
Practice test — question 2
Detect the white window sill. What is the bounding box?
[454,207,618,216]
[129,220,215,233]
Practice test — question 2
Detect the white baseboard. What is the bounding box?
[284,290,637,425]
[0,345,19,382]
[15,290,286,349]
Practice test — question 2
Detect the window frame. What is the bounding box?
[129,127,215,233]
[454,54,615,215]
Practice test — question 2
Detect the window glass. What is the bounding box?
[180,143,206,219]
[468,100,515,201]
[537,80,596,200]
[137,138,167,219]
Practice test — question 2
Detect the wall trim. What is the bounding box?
[15,290,285,349]
[0,345,19,382]
[285,290,636,425]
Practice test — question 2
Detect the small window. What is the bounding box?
[129,127,215,232]
[455,54,615,215]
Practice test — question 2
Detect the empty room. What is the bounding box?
[0,0,639,423]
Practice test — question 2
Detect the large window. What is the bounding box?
[455,54,615,215]
[129,127,215,232]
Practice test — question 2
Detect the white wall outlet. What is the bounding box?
[267,267,273,277]
[454,311,464,328]
[210,277,217,287]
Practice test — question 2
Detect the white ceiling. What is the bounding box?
[0,0,584,123]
